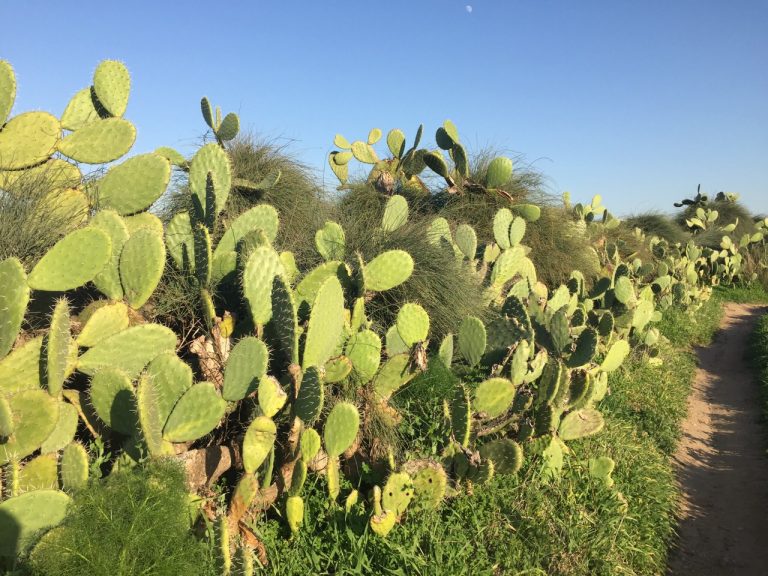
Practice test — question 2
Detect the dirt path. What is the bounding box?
[668,303,768,575]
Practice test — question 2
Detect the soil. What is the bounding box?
[668,303,768,575]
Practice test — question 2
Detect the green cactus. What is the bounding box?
[439,333,454,368]
[294,366,324,424]
[90,210,130,299]
[324,356,353,382]
[286,495,304,534]
[76,301,129,348]
[0,111,61,170]
[410,462,447,510]
[474,377,516,418]
[600,340,630,372]
[0,490,71,557]
[95,153,170,215]
[454,224,478,260]
[0,337,44,394]
[345,329,382,381]
[120,226,166,309]
[243,245,285,326]
[270,275,300,364]
[450,384,472,447]
[242,416,277,474]
[324,401,360,461]
[385,325,409,356]
[382,472,414,517]
[588,456,616,488]
[303,276,345,369]
[382,195,409,233]
[490,245,525,286]
[485,156,513,189]
[396,303,430,347]
[0,390,59,464]
[363,250,414,292]
[57,117,135,164]
[222,337,269,401]
[373,354,413,401]
[28,227,112,292]
[479,439,523,474]
[78,324,177,378]
[511,204,541,222]
[536,359,562,406]
[0,257,29,360]
[558,408,605,440]
[0,396,13,437]
[565,327,597,368]
[59,442,89,490]
[314,221,346,261]
[92,60,130,117]
[258,375,287,418]
[189,143,231,225]
[89,368,137,434]
[215,204,280,258]
[458,316,485,366]
[162,382,225,443]
[300,428,322,463]
[17,454,58,492]
[165,212,196,273]
[369,485,397,537]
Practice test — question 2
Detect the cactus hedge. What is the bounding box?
[1,58,766,570]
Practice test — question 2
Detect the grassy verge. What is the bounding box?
[244,295,737,575]
[748,312,768,421]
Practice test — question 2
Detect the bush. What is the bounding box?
[27,459,214,576]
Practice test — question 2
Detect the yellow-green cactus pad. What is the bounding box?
[323,402,360,458]
[45,298,71,397]
[60,87,99,130]
[90,210,130,300]
[0,257,29,360]
[373,354,413,401]
[0,60,15,125]
[0,111,60,170]
[600,340,630,372]
[243,246,285,325]
[474,377,516,418]
[485,156,513,189]
[144,353,192,426]
[0,158,80,192]
[363,250,414,292]
[314,221,346,261]
[18,454,59,493]
[59,442,89,490]
[96,153,171,215]
[57,117,135,164]
[258,375,287,418]
[28,227,111,292]
[286,494,304,534]
[345,329,382,381]
[558,408,605,441]
[77,301,129,348]
[163,382,225,443]
[222,336,269,401]
[77,324,177,378]
[189,143,231,220]
[382,472,414,517]
[0,389,59,464]
[294,366,324,424]
[302,276,345,369]
[89,368,137,434]
[214,204,279,259]
[119,227,166,309]
[396,302,429,346]
[242,416,277,474]
[0,490,71,557]
[165,212,195,271]
[479,438,523,474]
[299,428,321,463]
[92,60,130,117]
[40,401,78,454]
[381,195,408,233]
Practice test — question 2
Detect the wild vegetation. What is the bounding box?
[1,60,767,575]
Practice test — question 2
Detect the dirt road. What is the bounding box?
[668,303,768,575]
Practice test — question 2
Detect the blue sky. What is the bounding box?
[2,0,767,216]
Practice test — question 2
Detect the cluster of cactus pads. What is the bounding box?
[1,59,765,570]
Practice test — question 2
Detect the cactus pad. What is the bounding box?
[558,408,605,440]
[163,382,225,442]
[323,402,360,458]
[345,329,382,381]
[0,336,43,394]
[93,60,130,117]
[566,327,597,368]
[300,428,322,463]
[78,324,177,378]
[165,212,195,272]
[410,462,447,510]
[373,354,412,400]
[474,377,516,418]
[459,316,486,367]
[90,210,130,299]
[144,352,192,425]
[0,60,15,125]
[243,416,277,474]
[0,490,71,557]
[302,276,345,369]
[439,333,454,367]
[324,356,352,382]
[258,375,287,418]
[243,246,285,325]
[222,336,268,401]
[96,153,171,215]
[59,442,89,490]
[382,195,409,232]
[18,454,59,492]
[588,456,616,487]
[45,299,71,397]
[57,118,136,164]
[387,128,406,157]
[294,365,324,424]
[215,205,280,258]
[0,396,13,437]
[0,389,59,464]
[60,87,99,130]
[77,301,129,347]
[189,143,231,220]
[119,226,165,309]
[450,384,471,447]
[455,224,477,260]
[315,221,346,260]
[600,340,630,372]
[0,257,29,359]
[0,111,60,170]
[28,227,111,292]
[286,495,304,534]
[382,472,414,517]
[485,156,513,188]
[364,250,414,292]
[396,303,429,346]
[270,275,299,364]
[40,401,79,454]
[89,367,137,434]
[480,439,523,474]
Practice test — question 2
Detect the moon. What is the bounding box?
[465,5,473,13]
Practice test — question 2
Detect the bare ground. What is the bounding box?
[668,303,768,575]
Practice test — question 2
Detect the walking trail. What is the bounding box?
[668,303,768,575]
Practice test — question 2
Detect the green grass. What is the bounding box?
[748,312,768,421]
